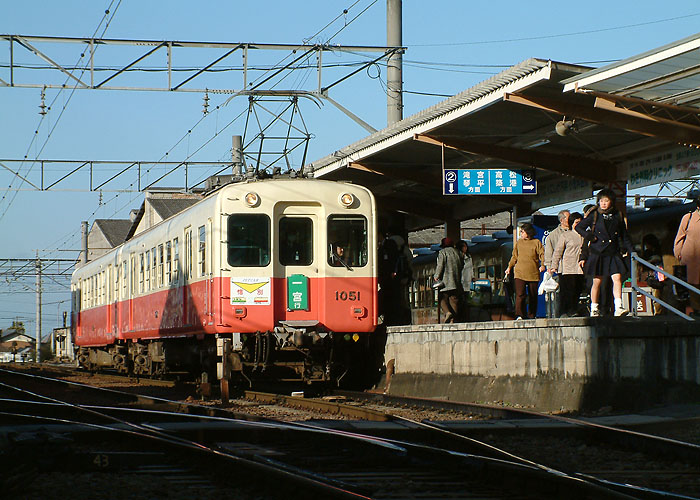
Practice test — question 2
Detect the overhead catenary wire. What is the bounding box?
[77,0,380,230]
[0,0,123,223]
[410,11,700,47]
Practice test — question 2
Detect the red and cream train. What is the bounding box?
[71,178,378,385]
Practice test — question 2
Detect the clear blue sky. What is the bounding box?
[1,0,700,332]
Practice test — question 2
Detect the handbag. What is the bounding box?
[503,271,512,285]
[673,265,689,300]
[538,272,559,295]
[646,271,665,290]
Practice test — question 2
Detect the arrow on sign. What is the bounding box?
[523,185,535,190]
[448,183,454,193]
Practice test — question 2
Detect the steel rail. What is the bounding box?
[336,390,700,461]
[1,367,671,499]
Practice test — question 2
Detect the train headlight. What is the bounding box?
[338,192,354,208]
[244,192,259,207]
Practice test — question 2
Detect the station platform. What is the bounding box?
[381,316,700,413]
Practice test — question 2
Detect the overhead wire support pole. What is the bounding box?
[9,34,13,86]
[35,253,42,363]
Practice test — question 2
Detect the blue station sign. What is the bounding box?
[443,168,537,195]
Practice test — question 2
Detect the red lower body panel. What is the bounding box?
[74,276,377,347]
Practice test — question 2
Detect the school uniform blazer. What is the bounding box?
[575,209,633,257]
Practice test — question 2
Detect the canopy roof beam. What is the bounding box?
[413,133,618,183]
[504,92,700,147]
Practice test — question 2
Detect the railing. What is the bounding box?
[630,252,699,321]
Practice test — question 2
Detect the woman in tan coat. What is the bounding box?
[551,212,584,316]
[505,223,545,319]
[674,191,700,315]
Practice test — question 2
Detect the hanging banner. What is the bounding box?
[536,177,592,208]
[626,146,700,189]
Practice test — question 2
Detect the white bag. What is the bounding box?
[538,272,559,295]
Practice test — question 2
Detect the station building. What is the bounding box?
[306,33,700,412]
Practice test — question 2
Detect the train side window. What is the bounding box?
[114,265,119,302]
[198,225,206,276]
[130,254,137,297]
[121,261,127,299]
[139,254,145,294]
[151,247,157,290]
[327,215,367,267]
[158,244,164,287]
[166,241,172,285]
[279,217,312,266]
[227,214,270,267]
[184,228,192,280]
[107,265,112,303]
[144,250,150,291]
[173,237,179,284]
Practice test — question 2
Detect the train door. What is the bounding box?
[207,218,213,326]
[277,207,319,318]
[112,263,119,336]
[183,227,191,326]
[129,253,136,331]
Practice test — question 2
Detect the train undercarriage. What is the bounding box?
[75,327,375,387]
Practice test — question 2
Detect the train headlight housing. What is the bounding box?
[338,192,354,208]
[244,192,260,207]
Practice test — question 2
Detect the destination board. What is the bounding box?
[443,168,537,195]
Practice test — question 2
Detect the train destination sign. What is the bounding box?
[443,168,537,195]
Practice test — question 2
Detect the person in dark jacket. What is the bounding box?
[575,189,634,317]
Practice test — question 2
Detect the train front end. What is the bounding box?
[216,178,378,386]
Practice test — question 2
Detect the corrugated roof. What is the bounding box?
[308,58,553,175]
[562,32,700,105]
[94,219,132,247]
[149,198,200,221]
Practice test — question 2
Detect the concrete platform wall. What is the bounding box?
[383,317,700,412]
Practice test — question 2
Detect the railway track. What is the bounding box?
[1,366,664,499]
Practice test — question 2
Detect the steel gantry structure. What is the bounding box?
[0,257,76,362]
[0,34,404,188]
[0,34,401,132]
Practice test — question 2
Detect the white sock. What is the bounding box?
[591,303,599,312]
[614,298,623,310]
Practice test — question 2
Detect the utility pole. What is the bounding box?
[387,0,403,125]
[35,252,42,363]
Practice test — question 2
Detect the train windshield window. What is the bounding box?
[227,214,271,267]
[327,215,367,267]
[279,217,313,266]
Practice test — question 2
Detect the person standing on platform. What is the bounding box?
[674,190,700,316]
[575,189,633,317]
[457,240,474,321]
[433,237,463,323]
[505,223,545,319]
[551,212,585,316]
[544,210,570,317]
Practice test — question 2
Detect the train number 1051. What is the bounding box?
[335,291,360,301]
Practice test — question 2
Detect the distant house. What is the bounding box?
[127,189,202,238]
[0,322,35,362]
[76,189,202,267]
[78,218,133,262]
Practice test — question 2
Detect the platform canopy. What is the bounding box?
[307,34,700,231]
